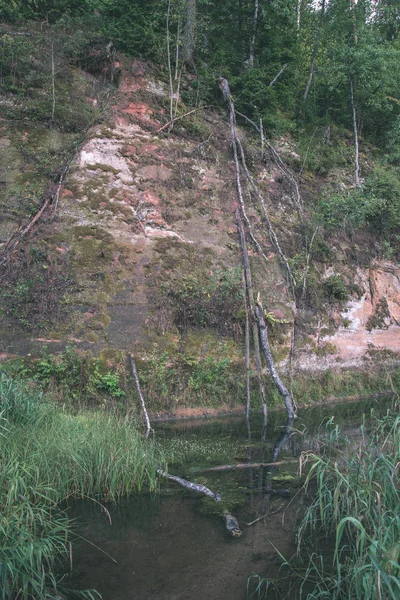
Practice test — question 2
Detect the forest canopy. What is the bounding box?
[1,0,399,151]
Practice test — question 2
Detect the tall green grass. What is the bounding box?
[0,374,162,600]
[255,408,400,599]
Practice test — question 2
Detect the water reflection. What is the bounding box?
[67,396,393,600]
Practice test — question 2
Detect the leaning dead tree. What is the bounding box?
[219,77,297,421]
[129,353,151,438]
[255,300,296,421]
[237,213,268,421]
[0,162,70,266]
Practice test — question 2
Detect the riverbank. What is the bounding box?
[0,375,161,600]
[250,404,400,599]
[2,351,399,419]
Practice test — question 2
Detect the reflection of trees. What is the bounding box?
[246,416,295,518]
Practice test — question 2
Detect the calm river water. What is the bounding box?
[66,396,393,600]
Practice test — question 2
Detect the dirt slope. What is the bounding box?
[1,57,399,381]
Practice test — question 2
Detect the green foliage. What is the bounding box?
[294,410,400,599]
[187,355,231,391]
[0,374,160,599]
[232,68,295,135]
[318,165,400,236]
[34,347,126,401]
[162,267,244,334]
[324,274,349,303]
[138,347,247,410]
[0,244,72,332]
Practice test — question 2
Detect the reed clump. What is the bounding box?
[293,409,400,599]
[0,374,161,600]
[249,408,400,599]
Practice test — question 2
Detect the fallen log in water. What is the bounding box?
[191,459,297,474]
[157,469,221,502]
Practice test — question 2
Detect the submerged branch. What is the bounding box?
[192,460,297,473]
[157,469,221,502]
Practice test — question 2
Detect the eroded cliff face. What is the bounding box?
[0,58,399,379]
[324,264,400,364]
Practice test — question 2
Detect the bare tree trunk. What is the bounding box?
[297,0,302,30]
[219,77,296,421]
[245,293,251,421]
[183,0,196,66]
[350,77,360,187]
[129,353,151,438]
[303,0,326,101]
[166,0,174,130]
[249,0,259,68]
[237,213,268,422]
[175,18,181,80]
[51,39,55,122]
[255,303,296,420]
[269,63,287,87]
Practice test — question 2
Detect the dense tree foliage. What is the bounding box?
[1,0,399,147]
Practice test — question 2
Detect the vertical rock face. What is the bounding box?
[0,59,290,359]
[0,57,399,375]
[298,263,400,370]
[326,264,400,362]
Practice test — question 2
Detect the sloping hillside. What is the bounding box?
[1,34,399,410]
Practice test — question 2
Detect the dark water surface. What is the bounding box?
[67,396,393,600]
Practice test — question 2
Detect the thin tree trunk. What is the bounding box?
[219,77,296,420]
[249,0,259,68]
[166,0,174,130]
[245,293,251,421]
[175,18,180,80]
[303,0,325,101]
[237,213,268,421]
[129,353,151,438]
[217,79,267,260]
[235,137,299,291]
[183,0,196,66]
[269,63,287,87]
[350,77,360,187]
[51,39,55,122]
[297,0,302,30]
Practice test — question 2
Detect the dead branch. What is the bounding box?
[129,353,151,438]
[50,163,70,220]
[235,136,297,293]
[245,502,287,526]
[0,195,53,266]
[245,289,251,421]
[269,63,288,87]
[302,226,318,302]
[157,108,197,132]
[157,469,221,501]
[234,108,303,219]
[218,79,266,259]
[51,39,56,122]
[192,459,297,474]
